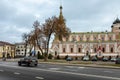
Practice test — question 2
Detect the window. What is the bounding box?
[63,48,66,53]
[109,37,112,41]
[87,37,89,41]
[8,47,9,50]
[111,48,113,53]
[94,48,96,53]
[94,37,96,40]
[102,37,104,41]
[80,37,82,41]
[71,48,73,53]
[102,48,105,53]
[78,48,81,53]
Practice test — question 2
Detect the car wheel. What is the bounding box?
[34,64,37,66]
[27,63,30,66]
[18,63,21,66]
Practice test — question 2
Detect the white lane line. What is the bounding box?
[104,71,113,73]
[65,66,85,69]
[65,66,75,68]
[0,70,4,72]
[14,72,20,75]
[31,68,120,80]
[49,68,60,70]
[78,67,85,69]
[1,64,120,80]
[36,77,44,80]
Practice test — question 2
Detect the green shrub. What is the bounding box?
[37,53,44,59]
[65,55,68,59]
[57,55,60,59]
[48,54,53,59]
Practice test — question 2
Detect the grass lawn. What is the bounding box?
[38,59,120,67]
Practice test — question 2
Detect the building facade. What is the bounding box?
[51,6,120,59]
[0,41,15,58]
[15,42,26,57]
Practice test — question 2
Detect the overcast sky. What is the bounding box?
[0,0,120,43]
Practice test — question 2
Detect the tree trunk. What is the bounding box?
[24,42,27,57]
[36,39,44,56]
[44,33,51,61]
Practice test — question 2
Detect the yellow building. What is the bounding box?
[0,41,15,58]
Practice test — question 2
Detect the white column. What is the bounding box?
[114,42,117,53]
[59,43,62,53]
[74,43,77,53]
[66,44,69,53]
[106,43,109,53]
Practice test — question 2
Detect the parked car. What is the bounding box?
[110,57,116,62]
[102,57,109,61]
[91,56,97,61]
[83,56,89,61]
[115,58,120,64]
[18,56,38,67]
[66,57,73,61]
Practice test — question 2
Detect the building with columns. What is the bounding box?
[51,6,120,59]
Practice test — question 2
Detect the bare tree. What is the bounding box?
[42,16,71,61]
[22,33,29,57]
[25,15,71,61]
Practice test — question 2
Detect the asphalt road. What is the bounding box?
[0,61,120,80]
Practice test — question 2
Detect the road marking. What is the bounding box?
[104,71,113,73]
[14,72,20,75]
[0,70,4,72]
[78,67,85,69]
[49,68,60,70]
[0,64,120,80]
[66,66,85,69]
[36,77,44,79]
[65,66,75,68]
[31,68,120,80]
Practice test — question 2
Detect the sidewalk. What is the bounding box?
[0,58,20,62]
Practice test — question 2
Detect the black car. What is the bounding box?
[18,56,38,66]
[115,58,120,64]
[91,56,97,61]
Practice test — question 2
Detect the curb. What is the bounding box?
[1,59,120,69]
[39,62,120,69]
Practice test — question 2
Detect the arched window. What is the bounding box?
[87,37,89,41]
[80,37,82,41]
[111,48,113,53]
[102,48,105,53]
[109,37,112,41]
[78,48,81,53]
[102,37,104,41]
[94,37,96,40]
[71,48,73,53]
[63,48,66,53]
[94,48,96,53]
